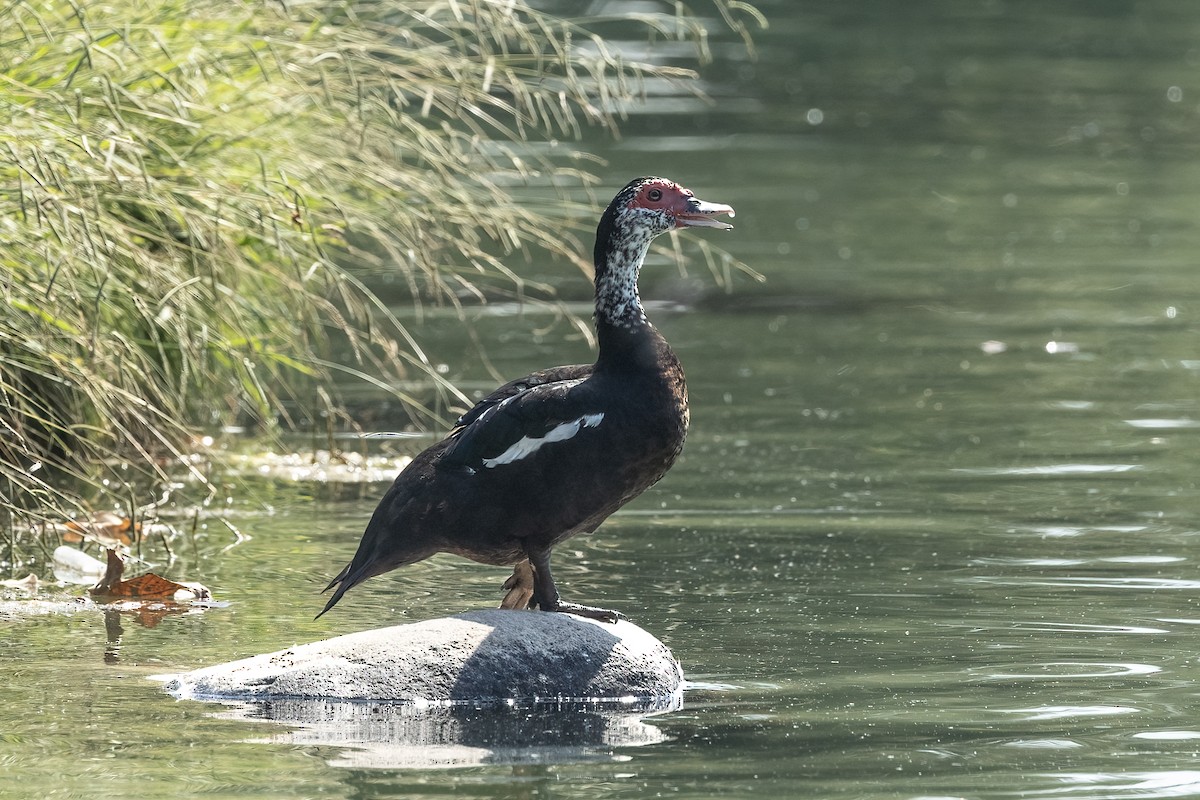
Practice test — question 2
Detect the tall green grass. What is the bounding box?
[0,0,762,564]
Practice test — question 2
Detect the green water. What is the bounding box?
[7,1,1200,797]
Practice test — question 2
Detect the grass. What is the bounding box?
[0,0,763,571]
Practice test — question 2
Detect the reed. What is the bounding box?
[0,0,762,561]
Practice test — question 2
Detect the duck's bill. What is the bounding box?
[676,198,736,230]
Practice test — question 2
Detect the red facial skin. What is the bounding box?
[626,179,735,230]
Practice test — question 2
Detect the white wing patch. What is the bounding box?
[481,412,604,468]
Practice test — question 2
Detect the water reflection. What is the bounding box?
[218,698,676,769]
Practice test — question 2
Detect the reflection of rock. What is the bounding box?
[163,610,683,703]
[224,698,677,769]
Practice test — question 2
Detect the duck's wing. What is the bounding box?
[447,364,593,435]
[439,365,601,473]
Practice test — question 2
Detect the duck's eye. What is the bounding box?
[647,188,662,202]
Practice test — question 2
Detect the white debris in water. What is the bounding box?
[224,450,413,484]
[52,546,107,585]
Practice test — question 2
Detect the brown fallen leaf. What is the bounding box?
[59,511,140,548]
[89,549,211,602]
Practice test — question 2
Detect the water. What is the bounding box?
[7,1,1200,797]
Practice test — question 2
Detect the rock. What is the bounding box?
[162,609,683,705]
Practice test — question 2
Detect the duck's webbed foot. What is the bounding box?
[542,600,625,624]
[499,559,535,610]
[523,545,626,624]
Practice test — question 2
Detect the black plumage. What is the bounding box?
[319,177,735,622]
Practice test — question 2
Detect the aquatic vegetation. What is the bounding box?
[0,0,761,565]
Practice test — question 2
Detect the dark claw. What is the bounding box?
[544,601,625,624]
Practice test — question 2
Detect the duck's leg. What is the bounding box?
[499,559,535,610]
[526,545,624,623]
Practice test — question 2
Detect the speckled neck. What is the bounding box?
[594,226,654,331]
[590,178,676,373]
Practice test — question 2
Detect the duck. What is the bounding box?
[318,177,735,623]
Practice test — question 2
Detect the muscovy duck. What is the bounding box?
[318,177,735,622]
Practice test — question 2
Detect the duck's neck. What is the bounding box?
[593,227,666,373]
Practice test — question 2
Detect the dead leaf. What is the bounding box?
[89,548,126,596]
[59,511,140,548]
[89,549,212,602]
[0,574,39,594]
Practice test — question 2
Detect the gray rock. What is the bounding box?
[162,609,682,704]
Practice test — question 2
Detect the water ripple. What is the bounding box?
[972,662,1161,680]
[1003,738,1084,749]
[957,621,1169,635]
[994,704,1141,722]
[1021,771,1200,799]
[1125,418,1200,429]
[1018,525,1148,539]
[951,464,1142,476]
[1133,731,1200,741]
[965,576,1200,590]
[972,556,1182,567]
[973,557,1086,567]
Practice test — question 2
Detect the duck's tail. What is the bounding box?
[314,563,355,619]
